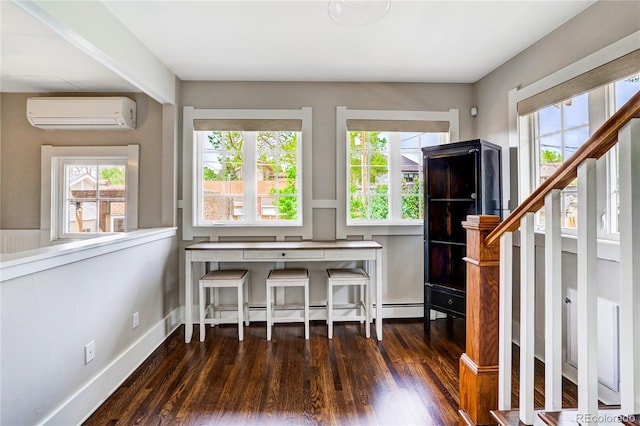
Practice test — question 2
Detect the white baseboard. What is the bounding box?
[382,303,426,319]
[41,308,182,426]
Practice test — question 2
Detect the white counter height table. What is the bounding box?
[184,240,383,341]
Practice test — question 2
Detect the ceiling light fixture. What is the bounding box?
[327,0,391,25]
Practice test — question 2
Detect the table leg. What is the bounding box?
[185,250,193,343]
[375,249,383,340]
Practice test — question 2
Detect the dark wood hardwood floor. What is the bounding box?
[85,318,466,425]
[84,318,578,425]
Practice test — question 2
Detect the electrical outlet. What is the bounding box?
[84,341,95,364]
[133,311,139,329]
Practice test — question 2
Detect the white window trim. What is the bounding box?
[335,106,459,239]
[508,30,638,241]
[182,106,312,241]
[41,145,139,243]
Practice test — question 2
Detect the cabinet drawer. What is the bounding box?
[427,287,465,316]
[243,249,324,260]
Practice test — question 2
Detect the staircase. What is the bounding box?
[458,90,640,425]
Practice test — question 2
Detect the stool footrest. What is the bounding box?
[270,316,306,324]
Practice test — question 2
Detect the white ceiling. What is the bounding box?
[1,0,595,95]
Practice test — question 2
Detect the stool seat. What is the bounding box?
[326,268,370,339]
[202,269,248,281]
[327,268,368,280]
[199,269,249,342]
[266,268,309,340]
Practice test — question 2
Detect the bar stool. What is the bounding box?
[265,268,309,340]
[199,269,250,342]
[326,268,370,339]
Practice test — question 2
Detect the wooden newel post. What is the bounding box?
[459,215,501,425]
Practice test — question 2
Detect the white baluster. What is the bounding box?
[499,231,513,410]
[520,212,535,424]
[577,158,598,415]
[619,118,640,413]
[544,189,562,410]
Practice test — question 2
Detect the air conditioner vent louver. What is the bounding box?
[26,97,136,130]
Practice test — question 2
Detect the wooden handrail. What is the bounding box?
[485,89,640,247]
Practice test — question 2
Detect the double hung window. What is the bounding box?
[41,145,139,240]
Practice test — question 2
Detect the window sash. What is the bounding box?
[59,158,128,235]
[347,131,447,225]
[195,130,302,226]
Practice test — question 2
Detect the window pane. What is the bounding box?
[615,74,640,110]
[256,131,299,221]
[200,131,245,222]
[107,202,126,232]
[538,104,561,134]
[563,93,589,128]
[561,188,578,229]
[399,131,439,220]
[349,194,366,220]
[401,194,421,219]
[66,201,97,233]
[98,165,126,199]
[348,131,389,220]
[564,126,589,157]
[369,195,388,219]
[66,165,97,198]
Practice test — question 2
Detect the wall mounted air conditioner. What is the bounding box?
[26,97,136,130]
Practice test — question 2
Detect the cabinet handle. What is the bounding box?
[469,148,480,153]
[448,298,453,305]
[281,252,286,257]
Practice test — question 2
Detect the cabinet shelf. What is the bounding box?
[423,139,502,336]
[430,240,466,247]
[429,198,476,202]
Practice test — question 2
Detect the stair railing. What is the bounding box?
[459,90,640,425]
